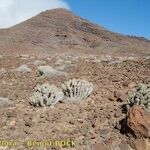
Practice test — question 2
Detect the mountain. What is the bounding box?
[0,8,150,56]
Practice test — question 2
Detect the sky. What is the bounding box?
[0,0,69,28]
[0,0,149,39]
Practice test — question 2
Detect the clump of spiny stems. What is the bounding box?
[127,83,150,111]
[62,78,94,101]
[30,79,94,107]
[30,83,63,107]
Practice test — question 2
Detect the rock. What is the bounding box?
[0,68,6,75]
[19,54,30,60]
[114,90,128,102]
[19,54,35,59]
[127,106,150,138]
[24,117,33,127]
[55,59,64,65]
[99,128,111,139]
[123,81,136,88]
[65,60,72,64]
[129,138,147,150]
[8,120,17,131]
[6,111,17,118]
[108,94,116,101]
[114,108,122,118]
[55,65,66,71]
[0,97,14,107]
[93,143,109,150]
[33,60,46,66]
[20,54,29,58]
[17,64,31,73]
[46,57,51,61]
[37,65,66,77]
[119,142,133,150]
[146,139,150,150]
[24,120,32,127]
[133,139,146,150]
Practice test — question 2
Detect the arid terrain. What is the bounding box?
[0,9,150,150]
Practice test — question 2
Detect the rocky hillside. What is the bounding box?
[0,8,150,56]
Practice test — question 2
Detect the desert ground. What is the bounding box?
[0,53,150,150]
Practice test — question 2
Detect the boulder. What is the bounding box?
[127,106,150,138]
[0,97,14,107]
[37,65,66,78]
[17,64,31,73]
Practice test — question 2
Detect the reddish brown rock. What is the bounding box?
[127,106,150,138]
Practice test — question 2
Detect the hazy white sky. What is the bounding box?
[0,0,70,28]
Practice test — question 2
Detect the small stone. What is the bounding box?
[114,108,122,118]
[24,128,32,135]
[40,113,46,118]
[146,139,150,150]
[9,120,16,126]
[6,111,16,118]
[10,125,16,131]
[77,119,84,123]
[24,118,32,127]
[94,118,101,129]
[108,95,116,101]
[99,128,111,139]
[69,120,75,125]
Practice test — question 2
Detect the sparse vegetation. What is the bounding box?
[127,84,150,111]
[62,78,94,101]
[30,83,63,107]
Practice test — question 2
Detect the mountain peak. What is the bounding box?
[41,8,71,13]
[0,8,150,56]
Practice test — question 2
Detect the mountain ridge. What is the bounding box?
[0,8,150,56]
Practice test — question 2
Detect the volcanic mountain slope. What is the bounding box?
[0,8,150,56]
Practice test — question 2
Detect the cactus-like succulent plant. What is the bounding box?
[30,83,63,107]
[127,84,150,111]
[62,78,94,101]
